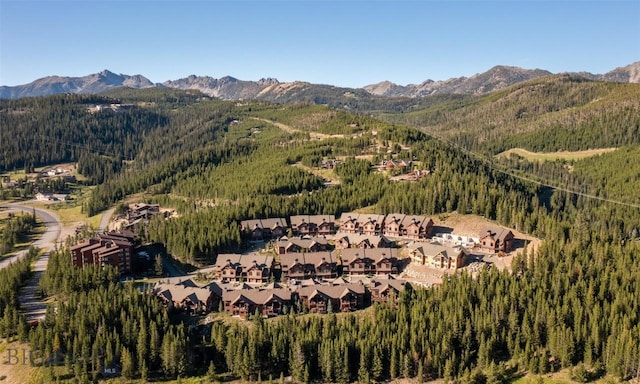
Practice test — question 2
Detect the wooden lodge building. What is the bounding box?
[70,231,135,274]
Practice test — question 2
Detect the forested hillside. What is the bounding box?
[2,87,639,382]
[374,75,640,154]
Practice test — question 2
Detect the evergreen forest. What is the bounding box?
[0,76,639,383]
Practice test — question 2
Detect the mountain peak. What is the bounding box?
[2,62,639,100]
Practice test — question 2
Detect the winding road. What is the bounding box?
[0,202,62,322]
[0,202,61,270]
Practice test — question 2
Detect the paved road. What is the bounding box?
[0,202,62,322]
[0,202,61,270]
[98,207,115,232]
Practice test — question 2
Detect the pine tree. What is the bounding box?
[120,346,136,379]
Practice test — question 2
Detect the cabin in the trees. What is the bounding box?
[127,203,160,221]
[289,215,336,236]
[240,218,288,240]
[479,227,514,253]
[279,251,339,281]
[153,280,222,314]
[368,277,411,304]
[408,242,468,270]
[379,159,412,171]
[70,231,134,274]
[340,248,399,276]
[222,288,293,318]
[296,283,366,313]
[275,235,330,255]
[214,254,274,283]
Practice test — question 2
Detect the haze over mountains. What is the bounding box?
[1,62,638,100]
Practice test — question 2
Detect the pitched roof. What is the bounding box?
[357,214,386,226]
[223,288,292,305]
[339,248,399,263]
[408,242,464,258]
[338,212,360,223]
[290,215,335,227]
[280,251,336,268]
[384,213,406,225]
[153,283,214,304]
[401,215,432,227]
[214,254,274,270]
[479,226,514,241]
[261,218,287,229]
[297,282,366,299]
[240,219,263,230]
[370,276,410,292]
[275,236,329,250]
[334,233,390,247]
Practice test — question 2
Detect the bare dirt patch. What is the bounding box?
[497,147,618,162]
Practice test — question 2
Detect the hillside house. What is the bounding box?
[275,235,330,255]
[154,281,222,314]
[333,233,393,249]
[338,213,360,234]
[340,248,399,276]
[368,277,411,304]
[279,251,339,281]
[296,283,366,313]
[380,159,412,171]
[338,213,386,235]
[383,214,406,237]
[359,214,386,236]
[402,215,434,239]
[408,242,468,270]
[290,215,336,236]
[240,218,288,240]
[240,218,289,240]
[222,288,293,318]
[479,227,514,253]
[213,254,274,283]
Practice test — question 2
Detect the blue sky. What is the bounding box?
[1,1,639,88]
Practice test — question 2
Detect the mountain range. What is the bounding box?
[1,62,638,100]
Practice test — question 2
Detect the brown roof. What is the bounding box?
[260,218,287,229]
[479,226,514,241]
[357,214,386,226]
[275,236,329,250]
[370,276,410,293]
[339,248,398,263]
[401,215,432,228]
[223,288,292,305]
[290,215,335,227]
[408,242,464,259]
[240,218,288,230]
[280,251,336,268]
[338,212,360,224]
[334,233,391,247]
[154,283,214,304]
[70,240,92,252]
[214,254,274,270]
[384,213,406,225]
[297,282,365,300]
